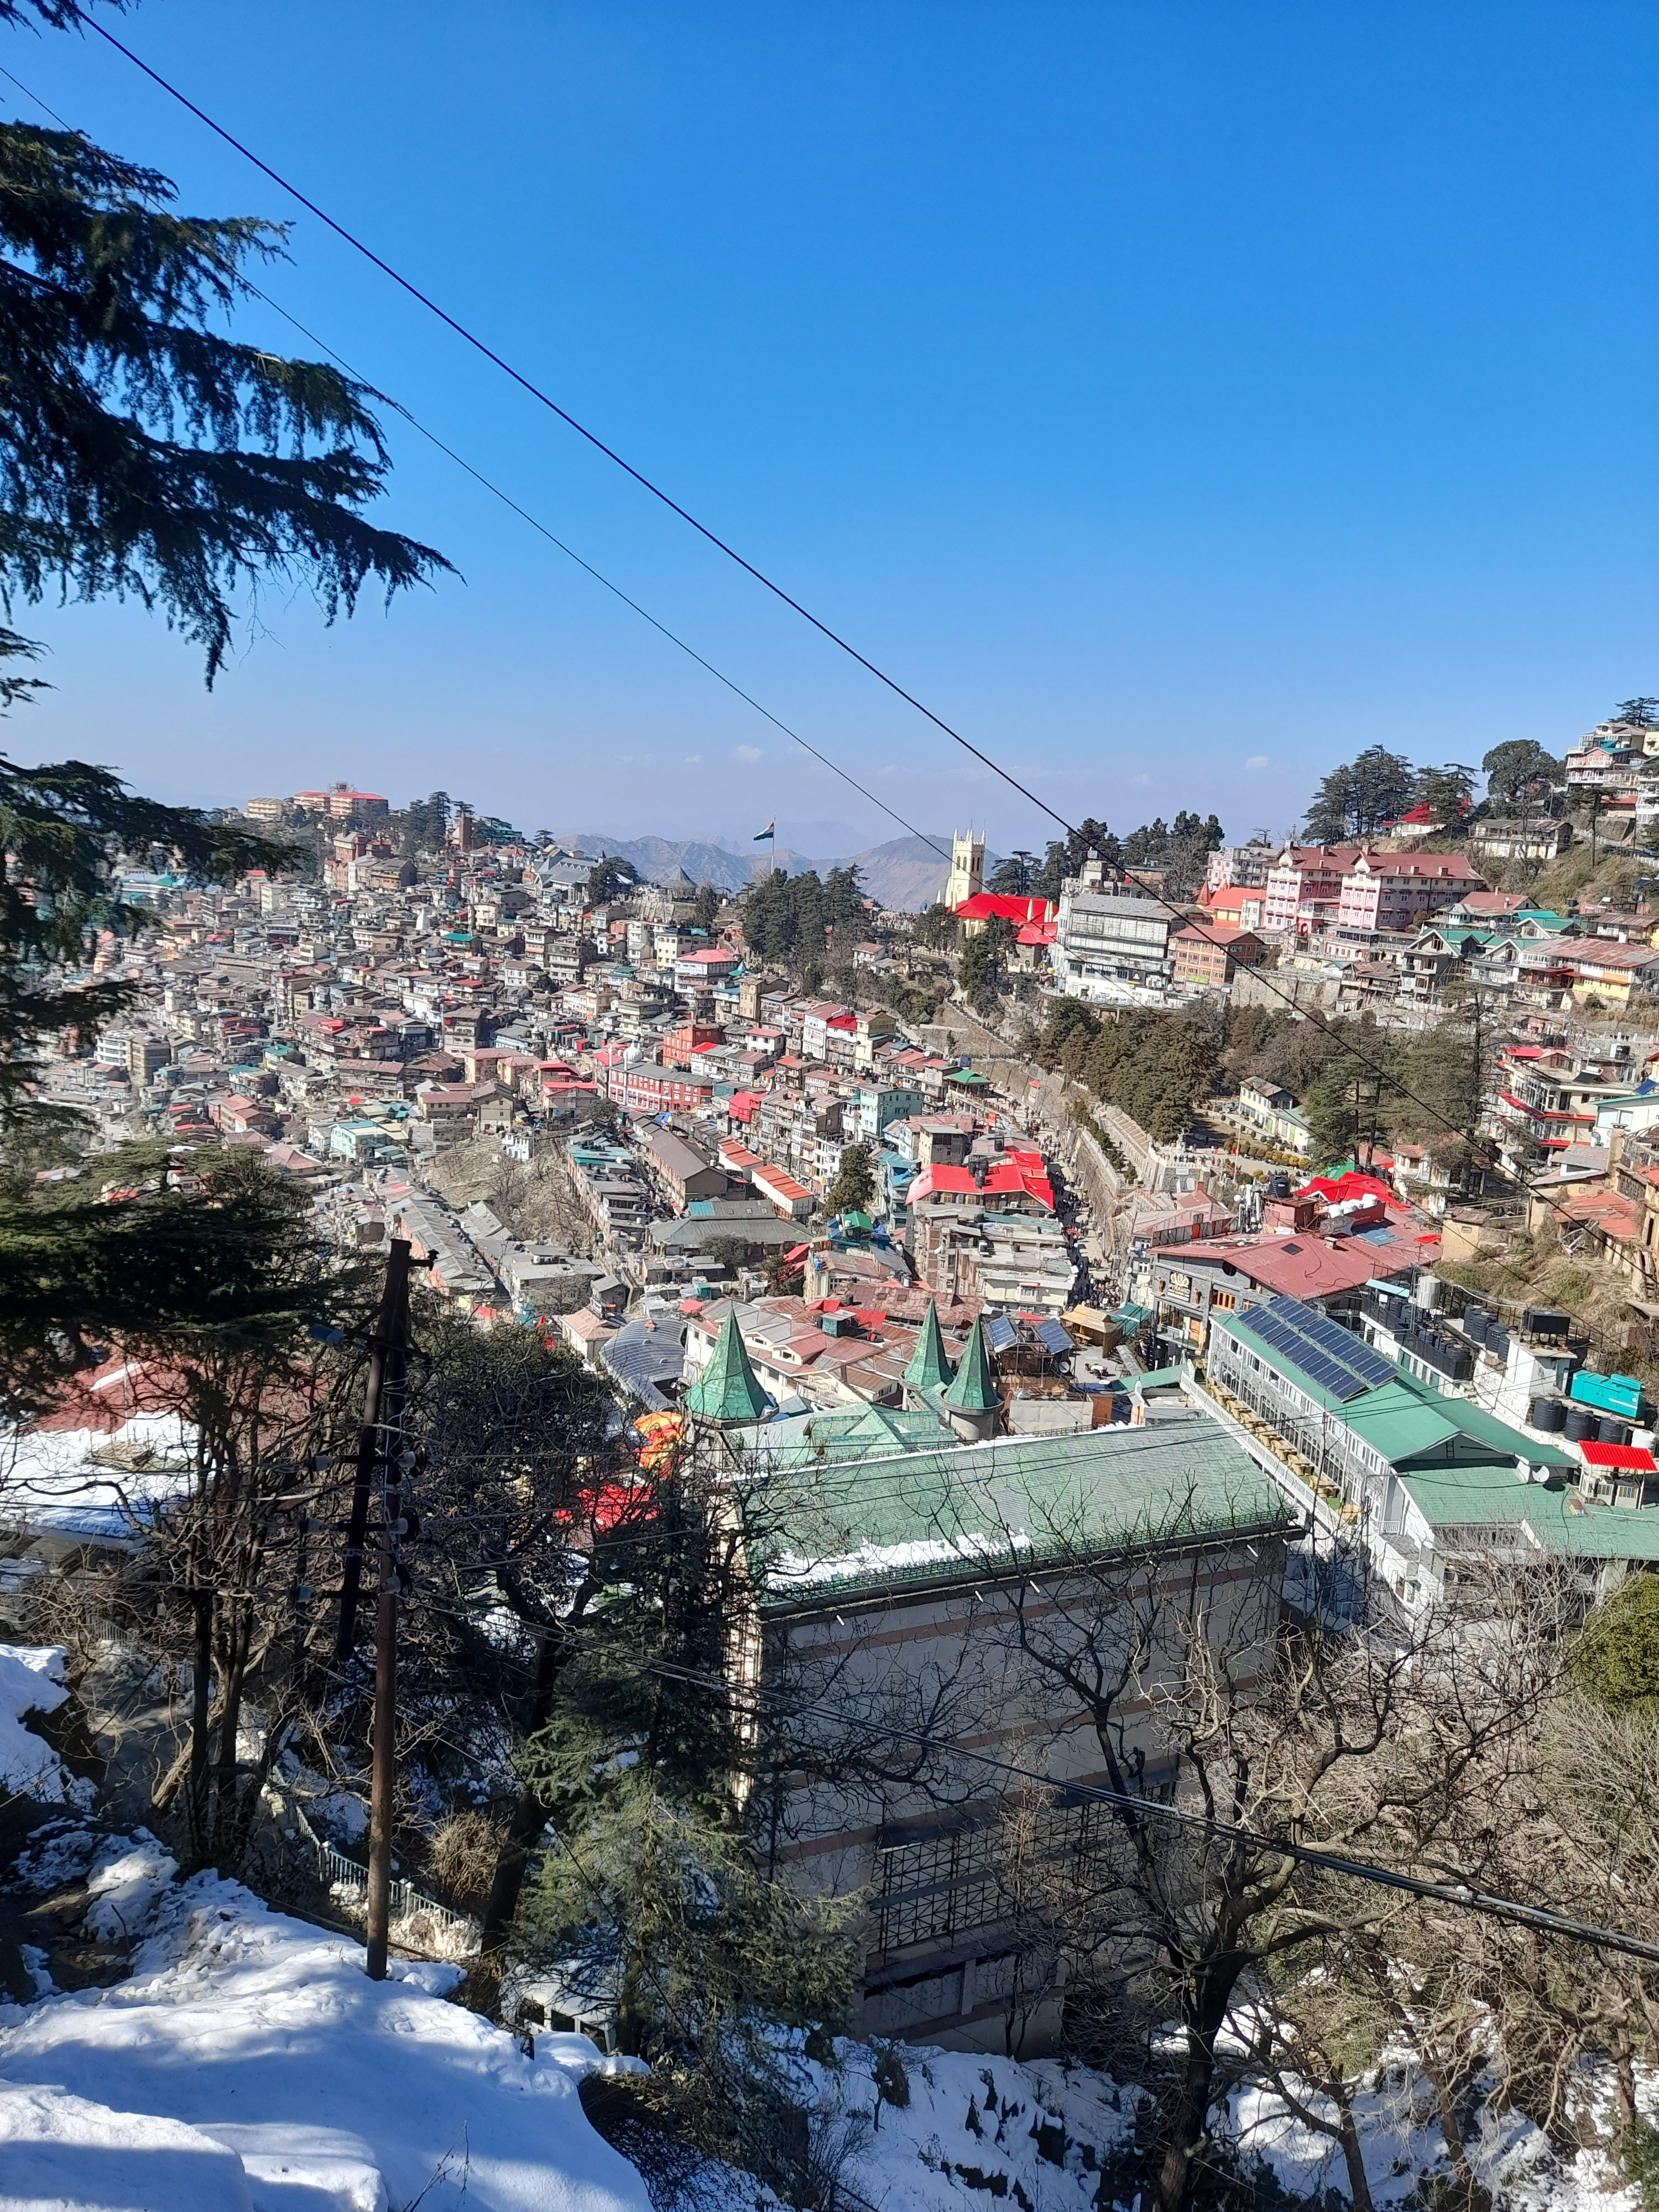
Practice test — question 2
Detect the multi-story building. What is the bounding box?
[851,1081,925,1140]
[1200,1293,1659,1610]
[1334,850,1484,935]
[1260,845,1361,938]
[1170,924,1264,993]
[1564,722,1642,812]
[292,785,389,821]
[1206,837,1277,892]
[126,1034,173,1086]
[1491,1045,1637,1169]
[606,1061,716,1117]
[1468,817,1572,865]
[1050,862,1175,999]
[1233,1077,1312,1156]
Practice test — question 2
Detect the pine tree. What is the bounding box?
[0,64,448,1407]
[827,1142,875,1214]
[0,109,447,683]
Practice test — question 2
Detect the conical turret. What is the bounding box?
[902,1299,954,1398]
[683,1307,771,1427]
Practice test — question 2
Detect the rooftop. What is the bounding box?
[749,1417,1291,1611]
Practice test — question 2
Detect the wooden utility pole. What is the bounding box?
[333,1239,422,1980]
[335,1242,414,1666]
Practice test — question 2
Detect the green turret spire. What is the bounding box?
[684,1306,772,1426]
[942,1314,999,1414]
[902,1300,954,1395]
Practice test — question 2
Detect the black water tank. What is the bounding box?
[1564,1405,1596,1442]
[1531,1395,1567,1432]
[1599,1416,1632,1447]
[1463,1307,1489,1343]
[1485,1327,1510,1363]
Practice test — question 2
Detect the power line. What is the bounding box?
[647,1660,1659,1968]
[77,9,1063,840]
[50,26,1591,1223]
[0,59,951,874]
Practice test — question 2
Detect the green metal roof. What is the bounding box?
[744,1402,953,1467]
[749,1422,1292,1610]
[1223,1309,1577,1472]
[943,1315,1000,1412]
[683,1308,773,1425]
[902,1300,955,1394]
[1400,1465,1659,1562]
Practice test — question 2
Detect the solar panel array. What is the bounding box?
[983,1313,1019,1354]
[1245,1295,1397,1402]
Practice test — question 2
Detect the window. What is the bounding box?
[1212,1291,1237,1312]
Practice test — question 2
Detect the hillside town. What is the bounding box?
[29,706,1659,1622]
[1,14,1655,2206]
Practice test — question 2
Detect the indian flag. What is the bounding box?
[753,820,775,843]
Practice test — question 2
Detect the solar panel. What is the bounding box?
[983,1313,1018,1353]
[1036,1318,1074,1356]
[1250,1294,1398,1401]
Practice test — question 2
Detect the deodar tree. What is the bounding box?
[0,34,447,1411]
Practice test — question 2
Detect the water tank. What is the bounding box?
[1463,1308,1489,1344]
[1417,1275,1442,1312]
[1531,1396,1567,1433]
[1599,1416,1632,1448]
[1564,1405,1596,1443]
[1484,1327,1510,1363]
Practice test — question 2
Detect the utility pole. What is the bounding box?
[335,1241,414,1667]
[335,1239,425,1980]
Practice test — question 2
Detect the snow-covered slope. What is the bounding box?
[0,1828,649,2212]
[0,1645,93,1811]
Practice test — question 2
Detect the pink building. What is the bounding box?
[1335,850,1483,933]
[1261,845,1361,937]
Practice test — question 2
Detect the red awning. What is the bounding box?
[1579,1441,1658,1473]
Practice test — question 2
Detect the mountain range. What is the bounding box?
[549,830,990,911]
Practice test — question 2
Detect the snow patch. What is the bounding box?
[0,1839,651,2212]
[1,1412,197,1540]
[0,1643,87,1807]
[81,1832,179,1944]
[0,2080,255,2212]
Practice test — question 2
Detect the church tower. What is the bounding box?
[945,827,985,909]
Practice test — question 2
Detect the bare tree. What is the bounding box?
[993,1517,1563,2212]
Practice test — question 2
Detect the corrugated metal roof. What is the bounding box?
[1400,1464,1659,1561]
[752,1418,1291,1610]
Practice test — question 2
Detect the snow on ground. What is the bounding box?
[0,1645,93,1810]
[0,1830,651,2212]
[1230,2064,1644,2212]
[0,1411,196,1542]
[763,2037,1142,2212]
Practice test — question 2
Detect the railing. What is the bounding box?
[1183,1363,1346,1544]
[291,1800,479,1955]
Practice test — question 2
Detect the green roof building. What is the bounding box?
[751,1421,1292,1614]
[1206,1295,1658,1610]
[742,1411,1293,2052]
[682,1307,773,1428]
[902,1299,955,1400]
[941,1313,1001,1441]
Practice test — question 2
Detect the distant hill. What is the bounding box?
[549,833,811,895]
[551,830,998,912]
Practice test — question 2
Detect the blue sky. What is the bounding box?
[3,1,1653,855]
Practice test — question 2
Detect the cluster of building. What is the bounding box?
[26,770,1659,2064]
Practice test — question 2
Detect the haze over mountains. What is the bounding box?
[550,829,993,911]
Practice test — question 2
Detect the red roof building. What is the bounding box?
[951,893,1058,926]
